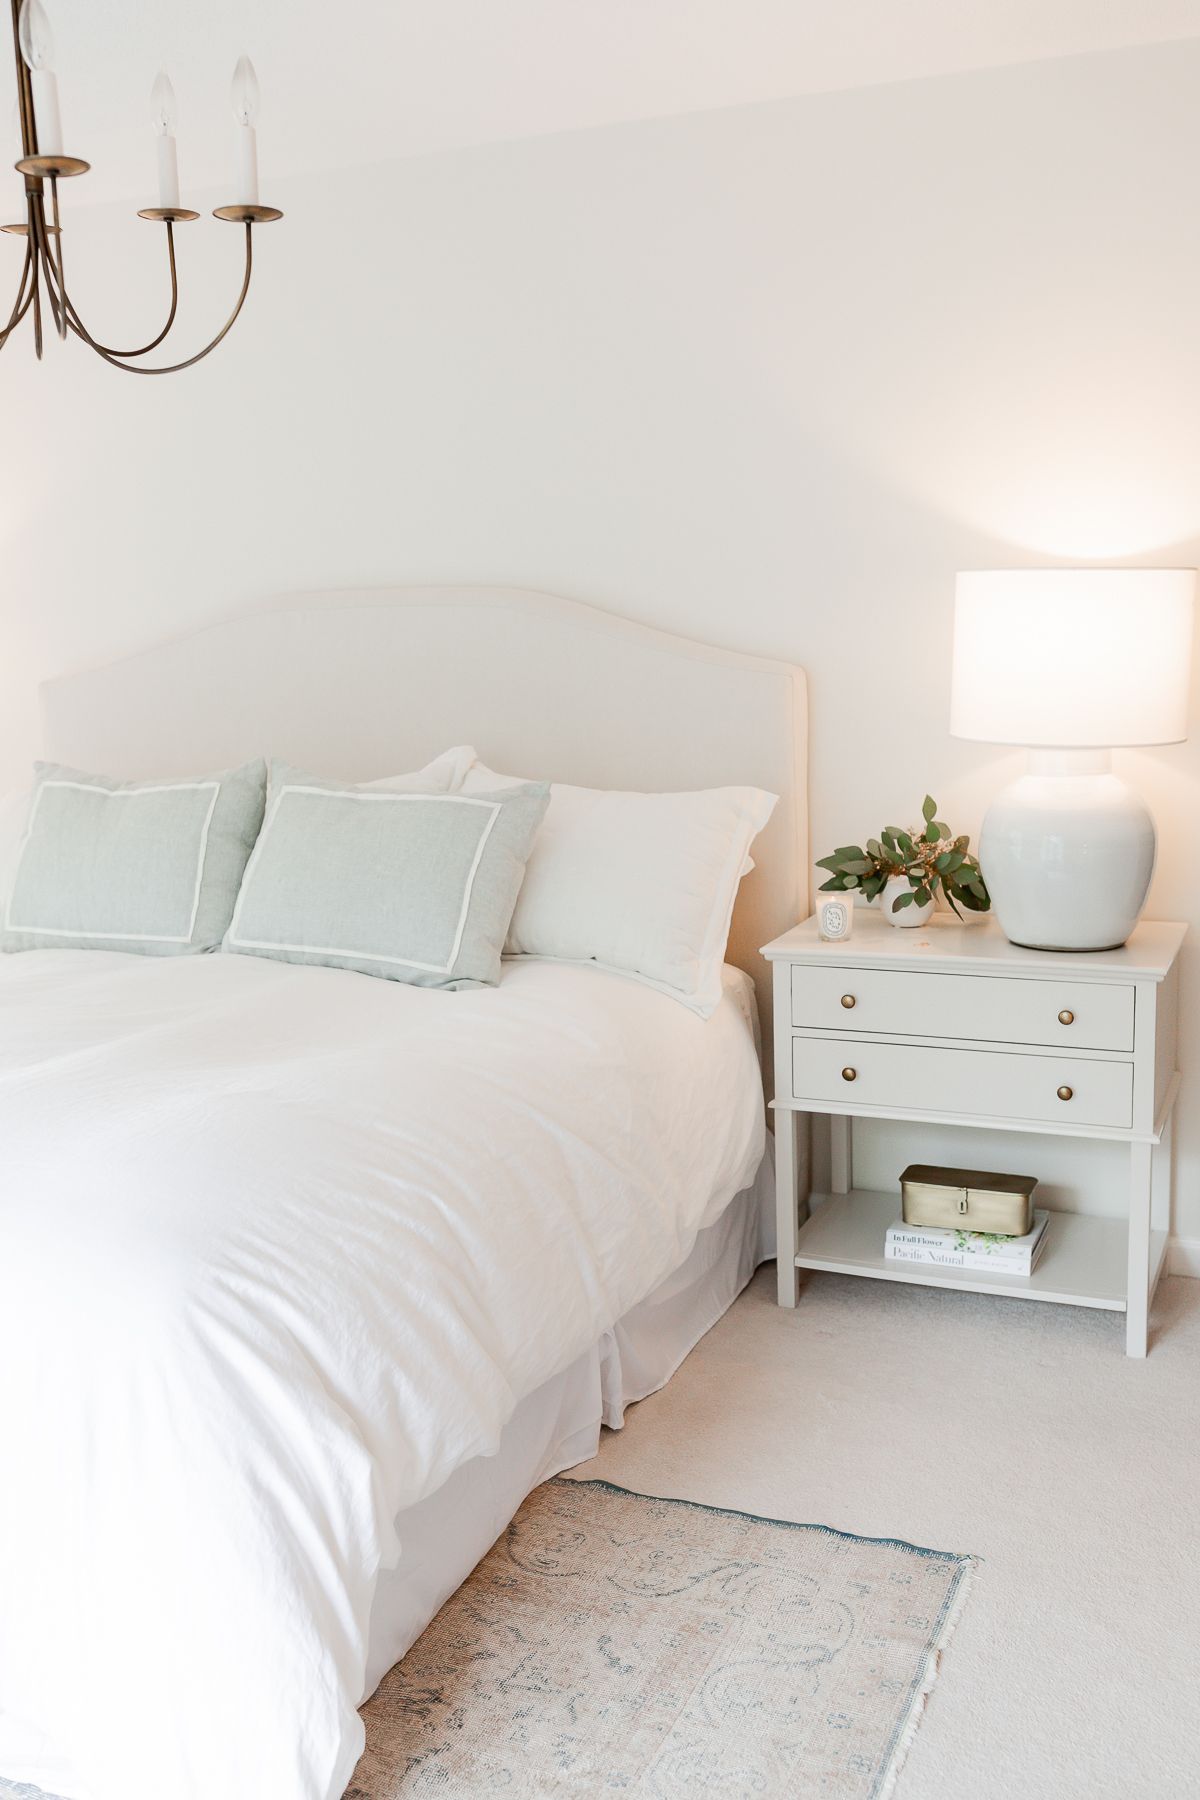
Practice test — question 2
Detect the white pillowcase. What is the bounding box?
[459,760,776,1016]
[360,745,476,794]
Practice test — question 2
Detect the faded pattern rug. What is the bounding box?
[349,1477,973,1798]
[0,1478,973,1800]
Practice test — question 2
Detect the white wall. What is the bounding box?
[3,39,1200,1242]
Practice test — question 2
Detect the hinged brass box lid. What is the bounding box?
[899,1164,1039,1237]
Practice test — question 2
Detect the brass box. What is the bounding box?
[900,1164,1038,1236]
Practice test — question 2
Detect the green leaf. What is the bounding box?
[935,821,950,839]
[832,845,863,860]
[863,874,884,899]
[843,873,859,889]
[839,858,874,875]
[968,878,987,900]
[866,838,882,860]
[922,825,939,844]
[818,876,843,892]
[815,854,845,873]
[892,890,914,910]
[942,887,963,919]
[913,884,931,907]
[895,831,914,856]
[922,795,937,823]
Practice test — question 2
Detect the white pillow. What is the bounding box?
[459,760,776,1016]
[360,745,477,793]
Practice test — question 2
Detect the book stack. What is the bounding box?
[885,1210,1050,1275]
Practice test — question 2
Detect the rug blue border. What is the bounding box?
[553,1475,975,1566]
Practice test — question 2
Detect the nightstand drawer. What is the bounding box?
[791,965,1134,1052]
[791,1037,1134,1129]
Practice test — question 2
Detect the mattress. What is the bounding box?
[0,950,767,1800]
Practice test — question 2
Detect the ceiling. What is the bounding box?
[10,0,1200,208]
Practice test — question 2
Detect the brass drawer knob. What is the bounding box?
[1057,1084,1073,1101]
[840,993,856,1009]
[1058,1009,1074,1026]
[841,1067,857,1082]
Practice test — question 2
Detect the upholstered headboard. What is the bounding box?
[41,586,808,1037]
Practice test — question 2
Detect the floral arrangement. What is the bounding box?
[816,795,990,917]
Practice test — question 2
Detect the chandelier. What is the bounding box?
[2,0,282,374]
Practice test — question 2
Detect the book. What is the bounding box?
[885,1210,1050,1275]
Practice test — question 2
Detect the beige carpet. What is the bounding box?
[568,1267,1200,1800]
[349,1476,972,1797]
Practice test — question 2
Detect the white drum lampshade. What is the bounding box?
[951,569,1195,952]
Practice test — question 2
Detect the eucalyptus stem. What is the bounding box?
[815,795,991,916]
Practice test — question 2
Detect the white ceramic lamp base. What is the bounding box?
[979,750,1156,952]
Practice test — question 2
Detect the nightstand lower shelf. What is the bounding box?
[795,1190,1165,1313]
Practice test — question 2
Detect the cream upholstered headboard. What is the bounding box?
[40,586,808,1038]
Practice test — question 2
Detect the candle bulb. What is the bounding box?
[18,0,61,157]
[230,55,259,205]
[149,71,179,209]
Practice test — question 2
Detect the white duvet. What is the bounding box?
[0,949,764,1800]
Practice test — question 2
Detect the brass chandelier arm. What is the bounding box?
[41,221,255,376]
[25,209,62,350]
[42,182,67,339]
[54,217,182,359]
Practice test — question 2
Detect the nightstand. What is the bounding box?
[762,909,1185,1357]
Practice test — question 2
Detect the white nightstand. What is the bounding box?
[762,909,1185,1357]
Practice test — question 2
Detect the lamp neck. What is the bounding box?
[1028,748,1112,778]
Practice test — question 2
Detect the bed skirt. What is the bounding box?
[362,1142,774,1696]
[0,1144,774,1795]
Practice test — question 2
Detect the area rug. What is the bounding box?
[0,1478,973,1800]
[348,1476,974,1798]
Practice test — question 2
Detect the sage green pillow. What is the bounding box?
[2,759,267,956]
[223,761,550,988]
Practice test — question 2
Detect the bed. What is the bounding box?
[0,587,807,1800]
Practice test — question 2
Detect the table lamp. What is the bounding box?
[950,568,1195,952]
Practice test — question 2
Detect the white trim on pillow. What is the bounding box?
[5,779,221,943]
[226,787,502,975]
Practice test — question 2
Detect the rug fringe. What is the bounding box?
[873,1554,978,1800]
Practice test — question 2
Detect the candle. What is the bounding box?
[156,134,179,208]
[816,892,855,943]
[18,0,62,156]
[149,72,179,209]
[237,124,258,205]
[30,71,60,155]
[230,56,260,205]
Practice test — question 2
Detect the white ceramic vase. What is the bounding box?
[882,874,934,928]
[979,750,1155,952]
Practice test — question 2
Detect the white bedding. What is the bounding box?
[0,950,764,1800]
